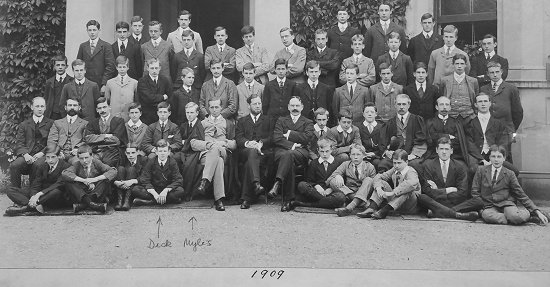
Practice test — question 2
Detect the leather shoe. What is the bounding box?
[35,204,45,214]
[455,211,479,222]
[281,201,293,212]
[214,199,225,211]
[426,209,434,218]
[356,208,375,218]
[196,178,210,196]
[268,181,280,199]
[5,205,30,216]
[132,198,155,206]
[371,209,389,220]
[73,203,87,213]
[335,207,352,217]
[240,200,250,209]
[254,182,265,197]
[89,202,107,213]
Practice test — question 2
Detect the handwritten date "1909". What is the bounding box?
[251,269,284,279]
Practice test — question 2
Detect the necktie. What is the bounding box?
[279,81,284,88]
[90,41,95,54]
[68,118,73,126]
[383,23,388,33]
[425,33,429,39]
[418,85,424,98]
[189,122,193,129]
[368,124,373,133]
[248,84,252,91]
[120,76,124,85]
[215,80,219,88]
[492,82,497,92]
[312,83,316,90]
[292,116,297,124]
[486,53,490,60]
[186,49,191,57]
[49,165,54,173]
[349,85,354,98]
[319,130,324,137]
[160,162,164,168]
[153,41,158,48]
[442,161,448,182]
[57,77,63,84]
[354,164,360,178]
[442,117,447,125]
[219,46,223,53]
[323,161,329,172]
[400,116,404,126]
[120,42,126,53]
[445,47,450,56]
[355,56,359,64]
[343,131,348,141]
[492,168,498,186]
[132,125,138,132]
[395,171,401,186]
[153,78,157,85]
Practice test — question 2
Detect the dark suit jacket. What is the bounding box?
[15,117,54,156]
[236,114,274,151]
[421,158,469,206]
[117,155,147,180]
[171,49,206,90]
[385,113,427,155]
[59,79,101,120]
[425,116,468,162]
[364,22,407,62]
[376,52,414,86]
[44,75,73,119]
[465,115,510,161]
[306,47,341,87]
[61,158,117,182]
[204,44,237,82]
[137,75,173,125]
[358,120,386,158]
[407,32,444,66]
[296,81,333,120]
[141,39,174,80]
[129,34,148,46]
[139,156,183,190]
[30,160,71,196]
[112,40,143,80]
[326,125,362,156]
[262,79,297,119]
[273,115,315,151]
[480,81,523,132]
[404,83,439,120]
[199,76,238,119]
[471,165,537,211]
[84,115,127,151]
[470,53,509,86]
[327,24,360,59]
[141,120,183,154]
[76,38,116,86]
[179,120,203,153]
[304,157,345,189]
[171,86,200,125]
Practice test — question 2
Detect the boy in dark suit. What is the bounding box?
[62,144,117,213]
[296,60,333,121]
[170,30,206,91]
[470,34,509,86]
[176,102,203,200]
[204,26,237,83]
[404,62,439,120]
[406,13,444,65]
[172,68,200,125]
[44,55,73,120]
[141,21,173,80]
[358,103,386,171]
[363,3,407,63]
[133,139,185,206]
[84,97,127,166]
[236,95,274,209]
[417,137,480,221]
[306,29,341,88]
[5,145,71,215]
[137,58,173,125]
[474,145,548,225]
[376,32,414,86]
[236,63,265,119]
[112,21,142,80]
[309,108,330,160]
[325,110,361,162]
[141,101,182,158]
[333,63,371,125]
[10,97,54,188]
[327,7,360,60]
[294,139,346,209]
[59,59,101,120]
[76,20,116,95]
[129,16,148,45]
[113,144,146,211]
[262,58,297,119]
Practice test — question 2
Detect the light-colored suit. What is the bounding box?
[105,75,138,121]
[439,74,479,118]
[271,45,307,84]
[428,46,470,86]
[199,76,238,119]
[47,116,88,163]
[236,80,264,119]
[333,83,370,125]
[339,55,376,87]
[204,44,237,80]
[235,44,271,84]
[370,166,420,213]
[327,160,377,195]
[167,28,203,54]
[141,39,173,80]
[368,82,404,122]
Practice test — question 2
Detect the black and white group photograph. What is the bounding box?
[0,0,549,286]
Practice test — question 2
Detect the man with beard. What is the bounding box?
[269,96,314,211]
[47,97,89,165]
[84,97,127,166]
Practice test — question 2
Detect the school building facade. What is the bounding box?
[64,0,550,198]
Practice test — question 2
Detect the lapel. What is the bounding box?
[484,166,493,187]
[493,82,505,96]
[446,160,455,185]
[426,33,439,50]
[374,23,385,36]
[393,52,403,69]
[433,160,445,185]
[292,115,304,130]
[472,117,483,135]
[81,80,90,95]
[90,39,103,58]
[188,49,199,61]
[486,116,496,133]
[154,122,163,132]
[69,117,83,134]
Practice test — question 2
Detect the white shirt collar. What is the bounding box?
[291,114,301,121]
[380,19,391,26]
[354,53,362,61]
[213,76,222,85]
[454,72,465,83]
[101,114,110,122]
[49,160,59,172]
[338,22,348,30]
[478,112,491,122]
[158,158,167,166]
[491,165,501,179]
[438,114,449,121]
[445,45,456,54]
[424,31,433,38]
[178,27,192,34]
[211,115,223,122]
[183,85,192,92]
[159,119,168,126]
[277,77,286,85]
[67,115,78,123]
[314,124,328,133]
[185,47,194,55]
[247,43,254,50]
[89,38,98,45]
[285,43,295,52]
[486,51,496,58]
[32,115,44,123]
[492,78,503,86]
[347,82,357,90]
[117,39,128,47]
[245,81,254,88]
[416,81,425,90]
[75,78,85,85]
[336,125,353,134]
[317,46,325,53]
[128,119,142,128]
[133,34,141,41]
[363,120,377,128]
[396,166,409,175]
[149,75,158,82]
[318,155,335,164]
[390,50,399,58]
[308,79,318,88]
[56,73,67,82]
[398,112,410,122]
[440,158,449,166]
[189,118,198,127]
[382,81,392,90]
[217,43,226,51]
[151,38,161,46]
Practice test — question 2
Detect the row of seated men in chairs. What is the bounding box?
[4,93,548,225]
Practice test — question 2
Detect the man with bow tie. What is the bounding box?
[9,97,54,188]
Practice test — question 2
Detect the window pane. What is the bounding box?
[473,0,497,13]
[441,0,470,15]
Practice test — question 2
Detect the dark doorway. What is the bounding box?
[178,0,245,49]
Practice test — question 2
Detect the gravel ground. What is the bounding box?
[1,194,549,271]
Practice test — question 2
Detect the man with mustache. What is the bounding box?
[47,97,89,165]
[84,97,127,166]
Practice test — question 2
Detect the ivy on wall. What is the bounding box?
[290,0,411,49]
[0,0,66,169]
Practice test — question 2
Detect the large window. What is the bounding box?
[435,0,497,47]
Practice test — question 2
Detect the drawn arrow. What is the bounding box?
[156,216,163,238]
[188,216,197,230]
